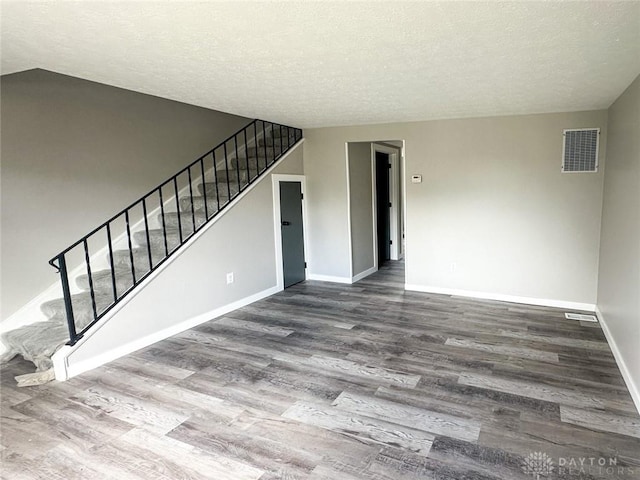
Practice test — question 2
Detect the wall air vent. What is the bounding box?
[562,128,600,173]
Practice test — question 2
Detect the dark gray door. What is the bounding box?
[280,182,306,288]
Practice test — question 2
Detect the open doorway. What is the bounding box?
[375,150,391,267]
[373,142,403,264]
[347,141,404,283]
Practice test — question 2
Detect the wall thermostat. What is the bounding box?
[411,175,422,183]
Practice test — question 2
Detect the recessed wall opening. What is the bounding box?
[346,140,405,283]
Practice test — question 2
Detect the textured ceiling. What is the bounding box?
[1,1,639,128]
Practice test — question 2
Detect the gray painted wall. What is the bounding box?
[304,110,607,304]
[65,146,304,369]
[1,69,250,319]
[597,74,640,404]
[348,142,374,276]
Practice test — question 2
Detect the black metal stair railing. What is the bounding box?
[49,119,302,345]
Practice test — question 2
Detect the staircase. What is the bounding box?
[0,120,302,385]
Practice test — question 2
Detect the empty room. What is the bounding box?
[1,2,639,479]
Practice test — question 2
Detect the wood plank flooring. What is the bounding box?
[2,261,639,479]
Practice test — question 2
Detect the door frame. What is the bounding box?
[272,174,309,291]
[371,143,401,262]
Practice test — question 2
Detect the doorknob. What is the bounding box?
[281,221,291,226]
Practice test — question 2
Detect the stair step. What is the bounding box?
[111,246,168,272]
[231,158,262,172]
[216,159,257,170]
[179,195,216,213]
[76,267,135,294]
[218,166,262,185]
[154,214,204,237]
[181,194,219,214]
[246,145,284,158]
[41,291,115,330]
[195,184,240,201]
[133,228,182,250]
[215,168,255,184]
[269,128,297,139]
[1,320,69,372]
[196,181,235,197]
[259,136,296,147]
[162,211,209,230]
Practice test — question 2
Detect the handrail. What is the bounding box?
[49,119,302,345]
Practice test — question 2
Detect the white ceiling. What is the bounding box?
[1,1,639,128]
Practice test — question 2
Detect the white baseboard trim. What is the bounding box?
[352,266,377,283]
[404,284,596,311]
[56,285,280,380]
[595,306,640,415]
[307,273,352,284]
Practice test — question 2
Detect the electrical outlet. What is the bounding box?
[226,272,234,284]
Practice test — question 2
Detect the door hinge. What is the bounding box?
[304,262,307,268]
[388,202,392,208]
[388,163,391,169]
[301,193,304,200]
[390,240,393,245]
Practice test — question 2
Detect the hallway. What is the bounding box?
[1,261,639,479]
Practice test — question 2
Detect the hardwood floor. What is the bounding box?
[2,261,639,479]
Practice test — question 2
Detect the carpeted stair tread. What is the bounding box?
[133,228,183,250]
[232,157,262,170]
[259,136,297,147]
[1,321,71,372]
[194,183,240,201]
[246,145,285,158]
[195,181,235,196]
[162,211,209,230]
[111,246,168,272]
[269,128,296,138]
[41,291,115,329]
[76,267,136,294]
[135,216,202,240]
[180,195,224,214]
[3,291,117,372]
[215,167,256,184]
